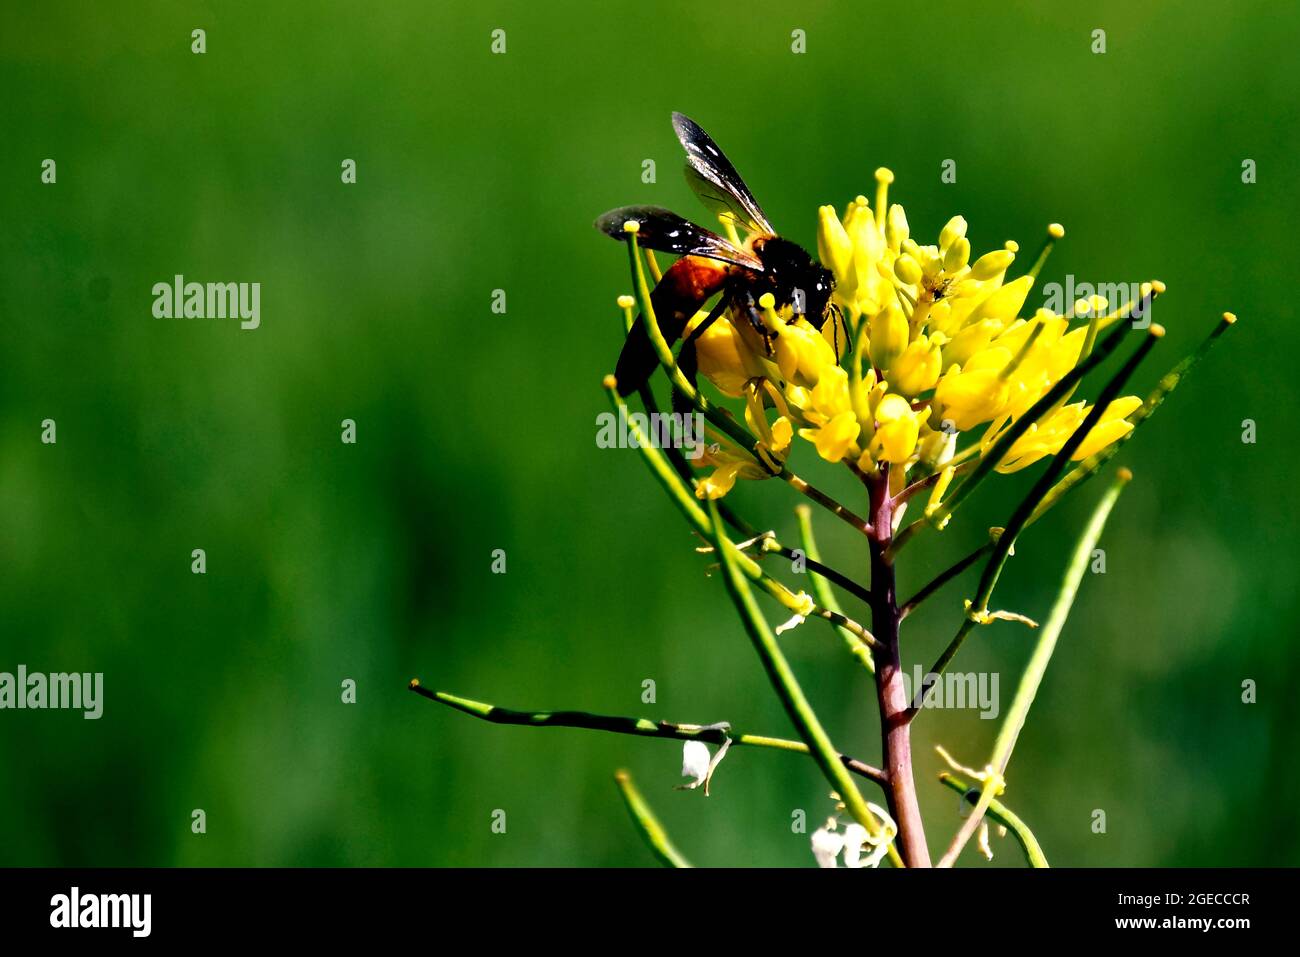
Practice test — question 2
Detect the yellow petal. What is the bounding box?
[818,205,854,283]
[696,462,741,500]
[868,303,909,370]
[770,415,793,453]
[871,414,919,463]
[967,275,1033,325]
[934,368,1010,432]
[1070,396,1142,460]
[887,337,942,397]
[809,410,861,462]
[694,318,754,397]
[969,249,1016,282]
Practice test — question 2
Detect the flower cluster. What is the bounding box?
[689,170,1144,500]
[811,801,897,869]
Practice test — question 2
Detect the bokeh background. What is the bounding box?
[1,0,1296,867]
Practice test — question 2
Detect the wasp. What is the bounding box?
[596,113,847,402]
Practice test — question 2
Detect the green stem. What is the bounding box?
[614,770,692,868]
[911,327,1161,714]
[899,313,1233,622]
[899,536,993,618]
[782,471,874,536]
[1023,224,1062,282]
[971,332,1159,615]
[867,470,931,868]
[638,382,758,540]
[1033,312,1236,517]
[616,296,757,538]
[705,499,901,864]
[770,540,874,607]
[938,772,1048,868]
[795,505,875,674]
[408,681,889,786]
[936,469,1129,867]
[605,382,878,650]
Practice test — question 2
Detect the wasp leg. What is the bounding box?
[738,296,778,359]
[830,305,851,362]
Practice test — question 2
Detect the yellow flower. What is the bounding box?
[817,195,893,321]
[868,303,909,370]
[932,311,1082,434]
[690,312,764,397]
[933,365,1011,433]
[994,396,1142,473]
[869,393,921,463]
[806,410,861,462]
[806,364,854,421]
[968,315,1088,427]
[928,271,1030,342]
[941,318,1000,369]
[775,316,838,388]
[1070,396,1142,460]
[645,167,1166,506]
[695,460,745,499]
[743,381,795,470]
[694,446,769,499]
[796,366,863,463]
[887,335,942,397]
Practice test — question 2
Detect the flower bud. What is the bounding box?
[693,316,758,397]
[894,254,923,286]
[941,318,999,369]
[817,205,854,282]
[806,410,861,463]
[885,204,909,251]
[939,215,968,251]
[870,394,920,463]
[943,236,971,273]
[969,249,1016,281]
[967,275,1033,325]
[775,317,837,388]
[917,245,945,282]
[868,303,909,370]
[842,199,885,308]
[918,424,957,469]
[888,336,942,397]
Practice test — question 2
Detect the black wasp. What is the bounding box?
[596,113,847,402]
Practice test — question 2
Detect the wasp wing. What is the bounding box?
[672,112,774,237]
[595,205,761,270]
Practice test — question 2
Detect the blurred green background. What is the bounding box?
[1,0,1296,867]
